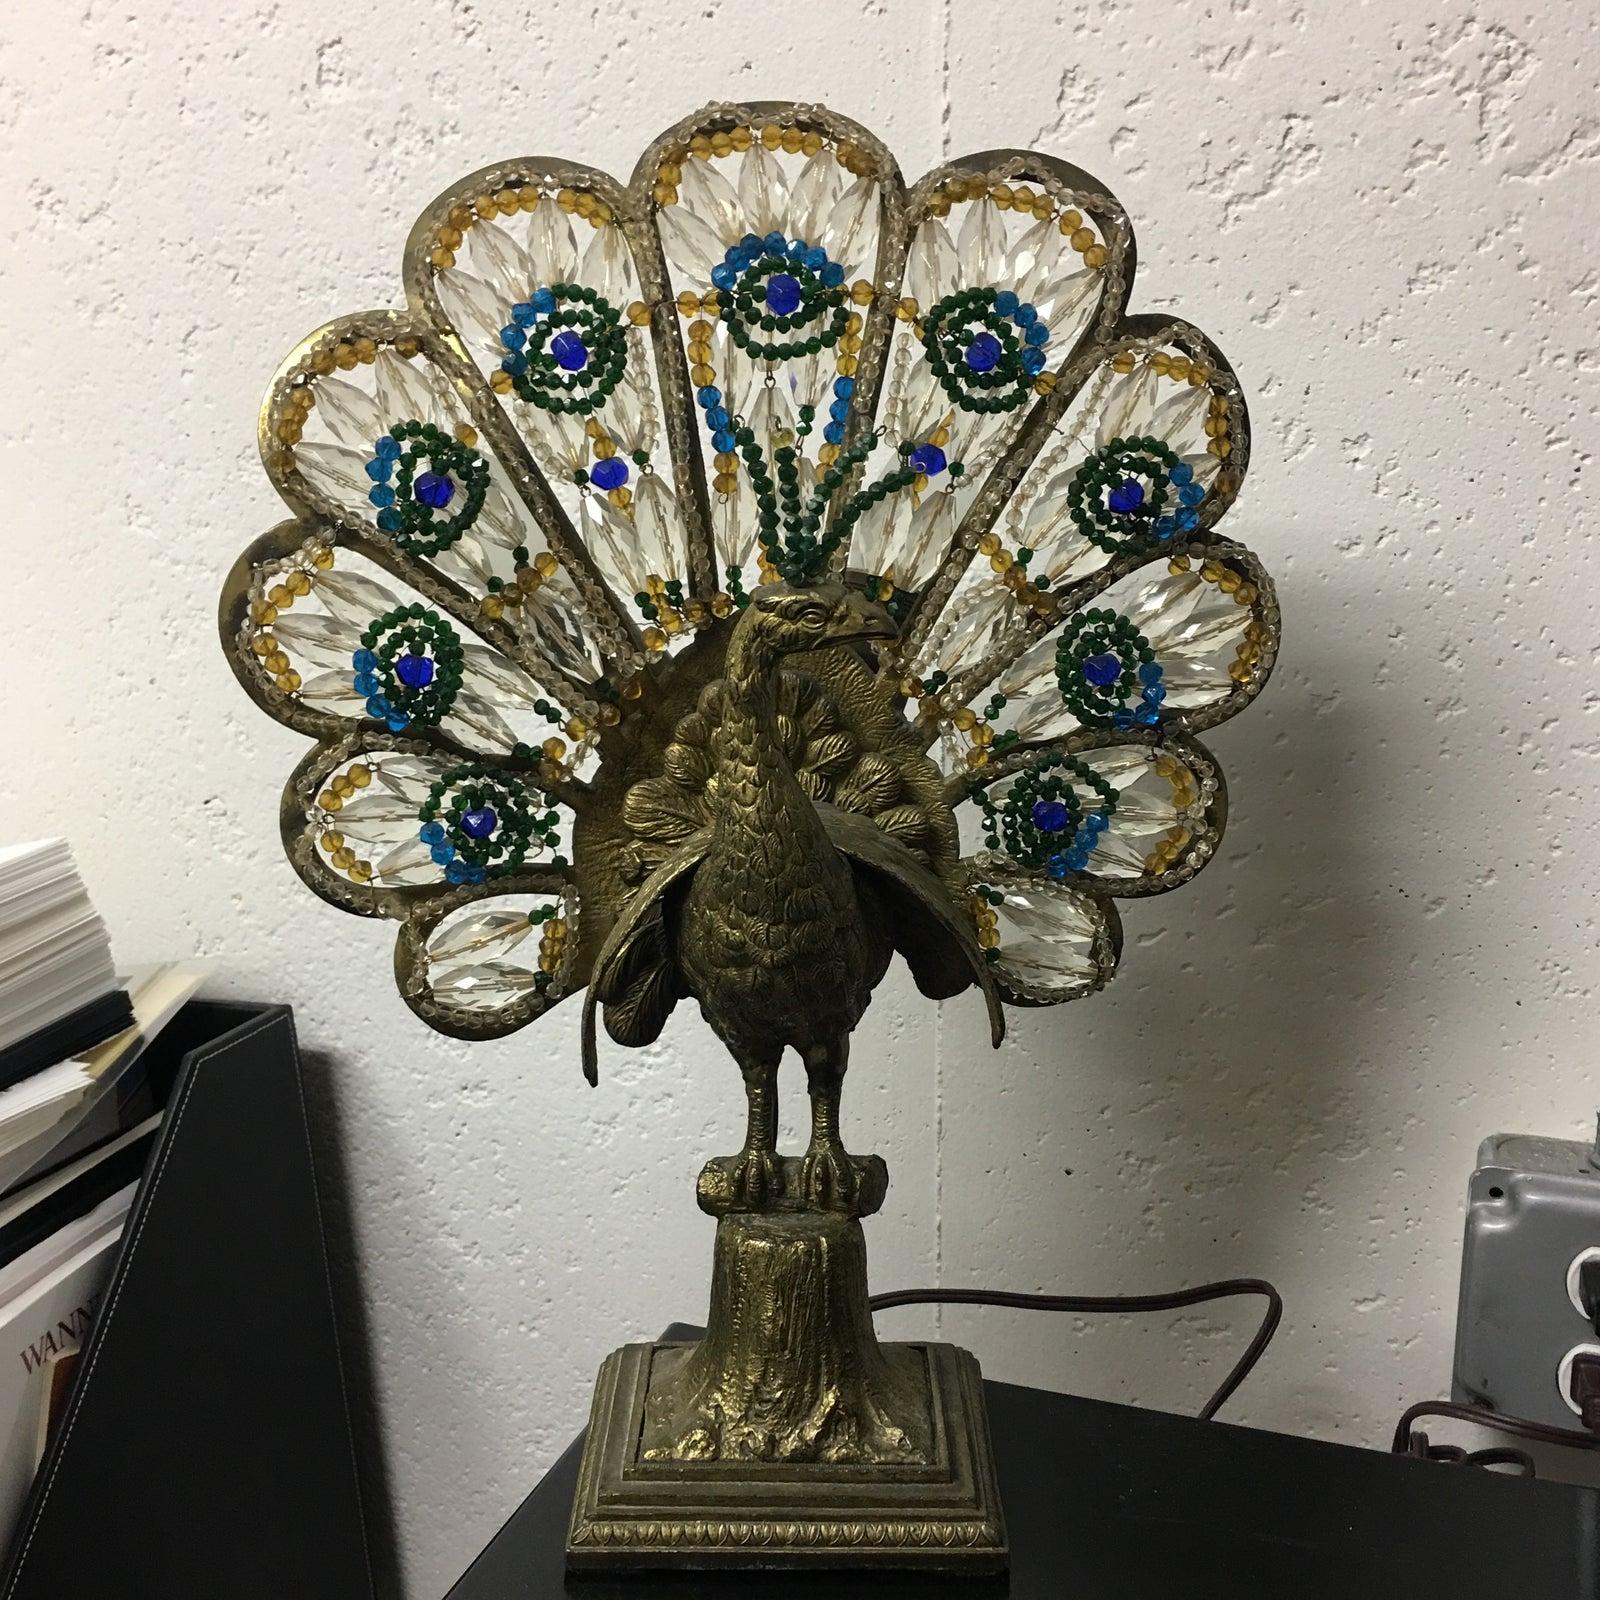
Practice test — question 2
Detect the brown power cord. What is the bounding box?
[868,1277,1283,1422]
[1391,1397,1600,1479]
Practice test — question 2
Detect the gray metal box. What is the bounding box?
[1454,1130,1600,1428]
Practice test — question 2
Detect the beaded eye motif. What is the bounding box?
[219,100,1277,1035]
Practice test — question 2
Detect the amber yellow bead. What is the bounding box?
[689,362,716,387]
[990,183,1013,209]
[730,125,752,151]
[642,626,667,651]
[659,161,682,185]
[317,790,343,812]
[354,337,377,363]
[662,611,686,635]
[454,424,478,449]
[250,600,277,626]
[551,186,575,212]
[836,355,858,376]
[319,831,344,854]
[263,650,289,675]
[518,568,543,595]
[291,384,315,411]
[974,532,1000,558]
[517,186,540,211]
[622,676,644,699]
[275,669,302,692]
[1111,351,1136,374]
[710,592,734,618]
[480,595,506,620]
[309,348,335,376]
[251,634,276,658]
[1168,556,1191,575]
[781,127,803,154]
[700,289,721,314]
[447,203,472,229]
[818,443,840,467]
[470,193,495,219]
[977,926,1001,950]
[1011,183,1036,210]
[850,279,874,305]
[710,131,732,157]
[1059,207,1082,233]
[597,703,622,726]
[653,181,678,206]
[267,583,294,608]
[1209,438,1232,459]
[346,764,371,788]
[895,297,919,321]
[1083,244,1107,269]
[1166,356,1191,382]
[760,122,783,149]
[490,370,513,394]
[713,451,738,472]
[285,570,311,596]
[951,706,977,731]
[626,300,651,327]
[394,335,420,359]
[966,748,990,770]
[687,339,712,365]
[429,247,455,270]
[1034,372,1058,397]
[274,416,302,445]
[309,545,334,570]
[1218,569,1242,594]
[989,551,1012,573]
[347,860,371,884]
[1227,659,1253,683]
[711,471,735,494]
[529,550,555,579]
[607,486,632,510]
[801,130,823,156]
[1234,583,1257,607]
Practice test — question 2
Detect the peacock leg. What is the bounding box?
[799,1037,860,1210]
[728,1046,783,1208]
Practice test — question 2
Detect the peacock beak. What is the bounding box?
[832,592,899,645]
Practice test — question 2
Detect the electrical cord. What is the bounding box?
[1391,1397,1600,1478]
[868,1276,1283,1422]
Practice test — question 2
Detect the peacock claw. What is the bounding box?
[727,1147,784,1209]
[800,1144,861,1210]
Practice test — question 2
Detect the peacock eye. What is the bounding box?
[919,285,1050,416]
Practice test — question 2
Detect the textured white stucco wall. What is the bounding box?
[5,1,1600,1592]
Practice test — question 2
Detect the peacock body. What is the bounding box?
[221,102,1279,1207]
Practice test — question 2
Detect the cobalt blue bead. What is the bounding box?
[1154,515,1176,539]
[834,376,855,399]
[444,859,467,883]
[803,246,827,271]
[696,385,721,408]
[993,289,1019,315]
[764,231,787,253]
[1169,462,1193,485]
[420,822,445,845]
[964,332,1002,373]
[1067,849,1089,870]
[368,484,396,507]
[1014,302,1039,327]
[500,325,526,350]
[1178,508,1200,531]
[365,694,390,719]
[829,398,850,422]
[1024,322,1050,347]
[764,272,803,316]
[909,442,947,477]
[461,805,498,840]
[550,330,588,372]
[1020,348,1046,375]
[1112,710,1135,732]
[1107,478,1145,514]
[741,233,763,252]
[788,238,807,257]
[1088,812,1109,833]
[353,648,377,671]
[706,406,731,430]
[503,353,528,376]
[823,421,845,445]
[712,428,737,452]
[364,457,392,482]
[531,288,556,314]
[1047,855,1070,880]
[1134,707,1160,726]
[386,710,409,732]
[710,263,736,290]
[414,471,455,509]
[395,652,435,689]
[511,302,536,327]
[591,456,629,491]
[821,262,845,287]
[1138,661,1163,684]
[1082,651,1122,687]
[376,509,402,532]
[1032,798,1070,833]
[375,435,400,460]
[353,671,380,696]
[430,844,456,866]
[1144,685,1167,703]
[1180,483,1205,505]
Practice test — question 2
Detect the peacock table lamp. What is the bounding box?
[219,101,1278,1572]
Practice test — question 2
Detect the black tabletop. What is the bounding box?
[448,1330,1600,1600]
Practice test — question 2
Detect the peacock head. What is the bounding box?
[736,581,898,667]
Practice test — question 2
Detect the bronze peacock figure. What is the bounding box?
[220,98,1277,1307]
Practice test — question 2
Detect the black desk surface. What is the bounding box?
[448,1329,1600,1600]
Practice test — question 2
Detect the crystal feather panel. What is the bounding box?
[963,865,1120,1004]
[409,167,700,658]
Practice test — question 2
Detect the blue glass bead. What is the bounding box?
[1082,651,1122,687]
[829,397,851,422]
[823,421,845,445]
[712,428,737,453]
[1014,302,1039,328]
[590,456,629,491]
[1154,515,1176,539]
[1112,711,1135,731]
[697,385,721,408]
[1178,507,1200,531]
[1047,854,1070,881]
[364,457,392,482]
[1107,478,1145,514]
[993,289,1019,315]
[1134,707,1160,727]
[365,694,390,719]
[1169,462,1193,485]
[741,233,763,252]
[964,332,1002,373]
[368,484,395,507]
[788,238,808,257]
[1074,830,1095,852]
[461,805,498,840]
[1020,348,1046,376]
[803,246,827,271]
[352,648,377,671]
[503,353,528,376]
[1087,812,1109,833]
[375,435,401,460]
[386,710,409,732]
[395,651,435,689]
[500,325,526,350]
[909,442,947,477]
[1024,322,1050,347]
[414,471,455,509]
[511,302,536,327]
[530,288,556,314]
[1138,661,1163,684]
[1032,798,1070,833]
[430,844,456,866]
[444,859,467,883]
[764,230,787,253]
[1066,849,1088,870]
[821,261,845,287]
[353,671,380,696]
[834,376,855,399]
[1144,685,1166,703]
[1180,482,1205,506]
[710,262,736,290]
[706,406,731,430]
[420,821,445,845]
[376,509,402,532]
[550,330,588,372]
[765,272,803,316]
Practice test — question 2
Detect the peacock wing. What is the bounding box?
[817,804,1004,1049]
[582,829,711,1084]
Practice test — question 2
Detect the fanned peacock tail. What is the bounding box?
[219,100,1277,1042]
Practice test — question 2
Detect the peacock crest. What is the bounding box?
[219,100,1278,1045]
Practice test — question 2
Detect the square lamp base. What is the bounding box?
[566,1338,1007,1572]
